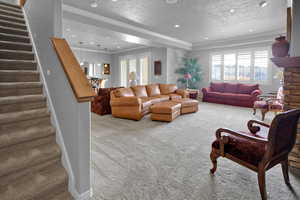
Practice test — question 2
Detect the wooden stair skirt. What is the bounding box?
[0,0,73,199]
[271,57,300,169]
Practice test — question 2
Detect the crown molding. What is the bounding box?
[111,46,150,54]
[71,46,112,54]
[191,29,286,52]
[62,4,192,50]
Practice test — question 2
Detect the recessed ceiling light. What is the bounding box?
[90,41,95,45]
[117,46,121,49]
[166,0,179,4]
[249,29,254,32]
[90,0,98,8]
[204,37,209,40]
[66,28,71,32]
[259,1,268,8]
[229,9,235,13]
[71,34,77,38]
[174,24,180,28]
[112,0,118,2]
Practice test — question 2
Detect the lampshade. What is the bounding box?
[129,71,137,80]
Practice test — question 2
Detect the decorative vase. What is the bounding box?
[272,36,290,58]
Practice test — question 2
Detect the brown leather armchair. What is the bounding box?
[210,109,300,200]
[110,84,190,120]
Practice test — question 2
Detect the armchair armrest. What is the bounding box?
[251,89,262,97]
[202,87,211,94]
[215,128,268,157]
[176,89,189,98]
[110,97,141,107]
[216,128,268,144]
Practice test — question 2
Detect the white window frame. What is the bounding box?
[119,52,151,87]
[209,47,272,84]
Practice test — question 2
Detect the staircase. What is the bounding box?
[0,1,73,199]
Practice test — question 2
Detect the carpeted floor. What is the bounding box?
[91,102,300,200]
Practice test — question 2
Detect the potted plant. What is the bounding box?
[175,58,202,89]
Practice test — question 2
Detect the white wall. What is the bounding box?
[189,40,282,94]
[73,49,112,87]
[166,48,187,85]
[24,0,91,197]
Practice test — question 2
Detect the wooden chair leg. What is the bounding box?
[210,149,220,174]
[261,110,267,121]
[258,168,267,200]
[281,159,290,185]
[253,108,257,115]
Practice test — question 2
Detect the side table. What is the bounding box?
[187,89,199,100]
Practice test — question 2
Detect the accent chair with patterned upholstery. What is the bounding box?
[210,109,300,200]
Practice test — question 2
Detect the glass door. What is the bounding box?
[139,56,149,85]
[120,59,128,87]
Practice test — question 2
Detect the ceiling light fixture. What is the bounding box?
[90,0,99,8]
[249,29,254,32]
[174,24,180,28]
[90,41,95,45]
[259,1,268,8]
[165,0,179,4]
[229,9,235,13]
[117,46,121,49]
[71,34,77,38]
[112,0,118,2]
[66,28,71,32]
[204,37,209,40]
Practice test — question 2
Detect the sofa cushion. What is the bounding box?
[210,82,225,92]
[169,94,182,100]
[159,84,178,95]
[220,93,252,101]
[114,88,135,97]
[146,84,161,96]
[141,99,152,109]
[131,86,148,97]
[224,83,239,93]
[238,84,259,94]
[205,92,222,98]
[212,131,267,166]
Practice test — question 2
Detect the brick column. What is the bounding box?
[284,67,300,168]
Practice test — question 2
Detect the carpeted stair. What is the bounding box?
[0,1,73,199]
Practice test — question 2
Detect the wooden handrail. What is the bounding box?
[51,38,96,102]
[19,0,26,7]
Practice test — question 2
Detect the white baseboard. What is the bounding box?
[70,188,92,200]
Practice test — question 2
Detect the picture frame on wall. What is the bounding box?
[103,63,110,75]
[154,60,161,76]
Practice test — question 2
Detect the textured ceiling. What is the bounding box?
[63,0,287,44]
[63,20,144,52]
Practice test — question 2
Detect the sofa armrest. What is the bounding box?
[176,89,189,98]
[110,97,141,107]
[202,87,211,94]
[251,89,262,97]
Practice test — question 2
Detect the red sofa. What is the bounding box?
[202,82,262,108]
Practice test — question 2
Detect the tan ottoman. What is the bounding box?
[172,98,199,114]
[151,101,181,122]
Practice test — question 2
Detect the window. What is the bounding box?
[237,52,251,81]
[254,50,268,81]
[88,63,102,77]
[224,54,236,81]
[119,54,150,87]
[140,56,149,85]
[120,60,127,87]
[210,48,270,83]
[211,55,222,80]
